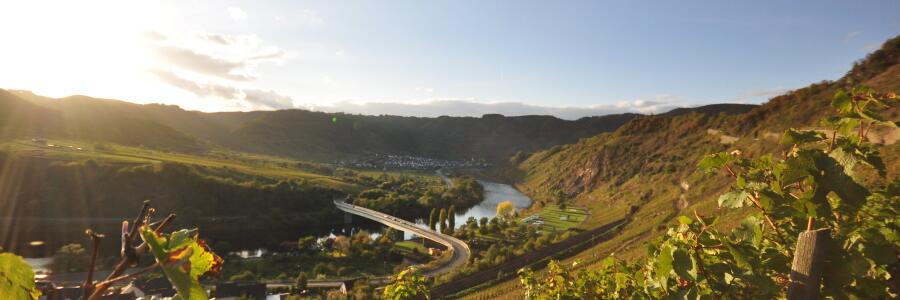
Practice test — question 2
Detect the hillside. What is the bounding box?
[462,36,900,299]
[2,90,648,162]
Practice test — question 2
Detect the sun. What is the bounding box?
[0,1,173,102]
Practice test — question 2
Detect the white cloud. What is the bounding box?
[152,69,295,110]
[146,31,295,110]
[294,9,324,27]
[322,75,338,88]
[307,97,680,120]
[153,44,256,81]
[228,7,248,21]
[735,87,789,102]
[151,69,241,99]
[243,88,294,109]
[844,31,860,42]
[862,42,881,52]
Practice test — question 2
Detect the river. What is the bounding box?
[404,179,532,239]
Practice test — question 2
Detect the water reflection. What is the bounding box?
[406,180,532,239]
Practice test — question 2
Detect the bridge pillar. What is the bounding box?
[343,212,353,235]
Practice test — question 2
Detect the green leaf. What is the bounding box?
[857,108,896,127]
[780,152,816,185]
[828,147,858,177]
[781,129,826,145]
[756,189,782,211]
[813,153,870,213]
[0,253,41,300]
[698,152,734,173]
[140,227,224,300]
[717,191,747,208]
[676,216,693,225]
[724,242,754,270]
[832,90,852,113]
[655,244,674,289]
[732,216,764,246]
[826,116,861,136]
[672,248,696,281]
[861,149,887,177]
[724,273,735,285]
[861,243,897,265]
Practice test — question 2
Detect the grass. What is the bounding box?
[522,204,588,231]
[3,139,358,191]
[393,240,429,255]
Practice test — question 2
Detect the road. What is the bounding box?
[436,169,453,188]
[333,199,470,277]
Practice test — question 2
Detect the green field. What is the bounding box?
[3,139,358,191]
[523,205,588,231]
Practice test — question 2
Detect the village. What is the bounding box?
[336,154,488,170]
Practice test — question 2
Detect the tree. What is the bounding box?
[333,235,351,257]
[297,236,317,253]
[438,208,447,232]
[295,272,308,292]
[428,208,438,231]
[312,263,329,277]
[447,205,456,233]
[383,268,430,300]
[229,270,256,282]
[496,200,515,218]
[50,243,89,273]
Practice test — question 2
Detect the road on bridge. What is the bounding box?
[333,199,470,277]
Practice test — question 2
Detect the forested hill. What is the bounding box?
[514,35,899,259]
[1,88,757,162]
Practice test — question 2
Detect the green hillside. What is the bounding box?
[2,90,651,162]
[461,35,900,299]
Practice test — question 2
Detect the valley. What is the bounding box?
[0,25,896,300]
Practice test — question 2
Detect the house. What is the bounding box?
[214,282,267,300]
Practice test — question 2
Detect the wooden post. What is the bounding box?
[787,228,830,300]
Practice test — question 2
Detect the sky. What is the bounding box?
[0,1,897,119]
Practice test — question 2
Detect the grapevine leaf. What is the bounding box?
[861,243,897,265]
[140,227,224,300]
[780,152,816,186]
[828,147,858,178]
[717,191,747,208]
[672,248,696,281]
[724,242,755,271]
[697,152,734,173]
[0,253,41,300]
[836,117,860,136]
[813,154,870,213]
[861,149,887,177]
[732,216,763,246]
[832,90,852,113]
[857,108,896,127]
[724,273,735,284]
[781,129,826,145]
[655,244,674,289]
[756,189,782,211]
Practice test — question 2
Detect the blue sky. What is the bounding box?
[0,0,897,118]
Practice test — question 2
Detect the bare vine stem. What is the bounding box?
[86,201,175,300]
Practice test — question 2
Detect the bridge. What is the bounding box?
[333,199,471,277]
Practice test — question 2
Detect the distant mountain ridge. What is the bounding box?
[1,89,756,162]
